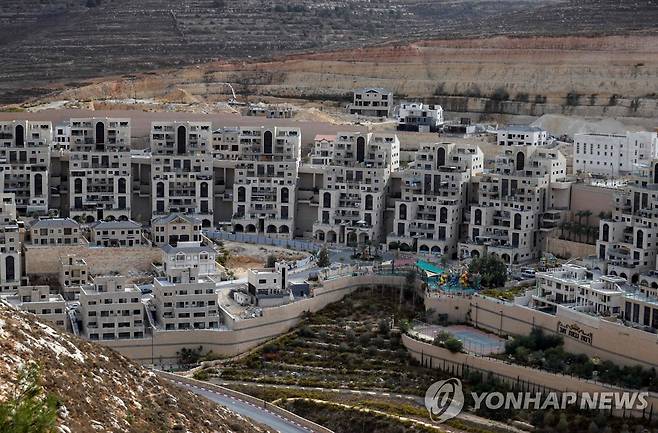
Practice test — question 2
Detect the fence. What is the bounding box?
[204,229,322,253]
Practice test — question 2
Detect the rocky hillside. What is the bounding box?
[0,302,270,433]
[0,0,657,103]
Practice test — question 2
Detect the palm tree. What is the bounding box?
[598,211,607,221]
[582,210,592,226]
[574,224,586,243]
[563,222,572,241]
[559,221,568,239]
[587,225,597,244]
[575,210,584,225]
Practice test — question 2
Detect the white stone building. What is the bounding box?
[79,275,145,341]
[313,132,400,246]
[573,131,658,177]
[151,121,214,227]
[396,102,444,132]
[228,127,301,239]
[28,218,80,246]
[310,135,336,166]
[597,161,658,283]
[151,213,202,247]
[0,120,51,215]
[387,143,483,258]
[348,88,393,118]
[459,146,571,264]
[5,285,67,329]
[496,125,548,147]
[160,241,219,280]
[0,194,21,293]
[59,254,89,300]
[68,118,132,222]
[246,262,290,307]
[90,219,143,247]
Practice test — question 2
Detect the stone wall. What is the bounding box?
[544,237,596,259]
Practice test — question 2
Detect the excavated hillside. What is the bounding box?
[0,0,657,103]
[0,302,270,433]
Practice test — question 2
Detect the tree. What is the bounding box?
[317,247,330,268]
[0,363,58,433]
[444,337,464,353]
[266,254,277,268]
[582,210,592,226]
[468,254,507,288]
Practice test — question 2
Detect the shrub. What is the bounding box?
[444,337,463,353]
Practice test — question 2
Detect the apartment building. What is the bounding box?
[90,219,143,247]
[387,143,483,258]
[310,135,336,166]
[152,242,221,331]
[496,125,548,147]
[28,217,80,246]
[347,88,393,118]
[573,131,658,177]
[313,132,400,246]
[79,275,145,341]
[59,255,89,300]
[151,213,201,246]
[5,285,66,329]
[534,264,658,330]
[596,161,658,283]
[53,122,71,151]
[247,262,290,307]
[0,194,21,293]
[0,120,51,215]
[396,102,444,132]
[228,127,301,239]
[68,118,132,222]
[151,121,214,227]
[459,146,570,264]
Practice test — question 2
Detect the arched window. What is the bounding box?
[200,182,209,198]
[474,209,482,225]
[516,152,525,171]
[156,182,165,198]
[514,213,522,230]
[5,256,15,281]
[323,192,331,208]
[34,173,42,196]
[15,124,24,147]
[237,186,246,202]
[654,163,658,184]
[356,136,365,163]
[95,121,105,144]
[439,207,448,224]
[365,194,373,210]
[177,125,187,154]
[602,224,609,242]
[637,230,644,249]
[264,131,273,154]
[118,178,126,194]
[281,187,289,203]
[399,203,407,220]
[74,178,83,194]
[437,147,446,167]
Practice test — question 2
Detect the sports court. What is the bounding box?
[413,324,506,355]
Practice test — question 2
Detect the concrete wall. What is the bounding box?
[425,294,658,369]
[24,245,162,276]
[569,183,616,223]
[544,237,596,259]
[101,274,404,365]
[402,335,658,418]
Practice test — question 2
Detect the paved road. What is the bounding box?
[170,380,314,433]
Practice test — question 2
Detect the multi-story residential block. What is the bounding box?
[28,217,80,246]
[534,264,658,330]
[246,262,290,307]
[573,131,658,177]
[151,213,201,247]
[313,132,400,246]
[150,121,214,227]
[310,135,336,166]
[5,285,67,328]
[387,143,483,257]
[597,161,658,283]
[151,242,221,331]
[90,219,143,247]
[68,118,132,222]
[59,255,89,300]
[459,146,570,264]
[229,127,301,239]
[79,275,145,341]
[347,88,393,118]
[53,122,71,151]
[0,193,21,293]
[396,102,444,132]
[0,120,51,215]
[496,125,548,147]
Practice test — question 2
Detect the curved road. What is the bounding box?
[170,380,314,433]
